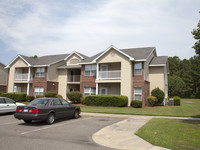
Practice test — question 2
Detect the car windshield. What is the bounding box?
[27,98,49,106]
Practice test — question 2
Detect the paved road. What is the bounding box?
[0,113,121,150]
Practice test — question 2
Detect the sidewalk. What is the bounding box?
[81,112,200,150]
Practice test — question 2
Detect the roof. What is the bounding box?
[149,56,168,66]
[0,62,5,67]
[79,46,156,64]
[6,51,88,68]
[57,65,81,69]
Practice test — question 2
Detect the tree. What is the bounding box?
[168,76,185,97]
[191,11,200,55]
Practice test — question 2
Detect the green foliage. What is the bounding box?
[131,100,142,108]
[81,97,85,104]
[26,96,35,101]
[173,96,181,106]
[191,12,200,55]
[45,91,57,98]
[84,95,128,107]
[36,95,44,98]
[151,88,165,105]
[67,91,82,104]
[0,91,5,96]
[56,94,63,98]
[147,96,158,106]
[1,92,27,102]
[168,76,185,97]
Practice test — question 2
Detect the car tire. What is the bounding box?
[24,120,32,123]
[46,113,55,124]
[73,110,79,119]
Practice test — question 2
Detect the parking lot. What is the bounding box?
[0,113,121,150]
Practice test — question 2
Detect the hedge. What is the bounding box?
[147,96,158,106]
[173,96,181,105]
[36,95,44,98]
[1,92,27,102]
[56,94,63,98]
[131,100,142,108]
[26,95,35,101]
[67,91,82,104]
[0,91,5,96]
[45,91,57,98]
[84,95,128,107]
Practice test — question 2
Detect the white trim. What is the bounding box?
[33,65,48,67]
[92,45,134,63]
[5,55,31,68]
[64,51,84,61]
[134,59,146,62]
[96,83,98,95]
[146,48,157,61]
[78,62,95,65]
[149,64,166,67]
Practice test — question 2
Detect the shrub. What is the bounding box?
[151,88,165,105]
[81,97,85,104]
[67,91,82,104]
[1,92,27,102]
[26,95,35,101]
[56,94,63,98]
[0,91,5,96]
[131,100,142,108]
[173,96,181,105]
[36,95,44,98]
[147,96,158,106]
[45,91,57,98]
[84,95,128,107]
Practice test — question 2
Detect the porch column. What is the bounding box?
[27,67,31,95]
[96,63,99,80]
[96,83,98,95]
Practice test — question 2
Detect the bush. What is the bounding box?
[147,96,158,106]
[81,97,85,104]
[0,91,5,96]
[45,91,57,98]
[26,95,35,101]
[131,100,142,108]
[151,88,165,105]
[1,92,27,102]
[84,95,128,107]
[36,95,44,98]
[67,91,82,104]
[56,94,63,98]
[173,96,181,105]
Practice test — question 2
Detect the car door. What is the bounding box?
[0,98,7,113]
[5,98,17,112]
[60,99,74,117]
[51,99,65,118]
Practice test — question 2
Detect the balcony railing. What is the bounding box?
[98,70,121,80]
[15,74,33,81]
[68,75,81,82]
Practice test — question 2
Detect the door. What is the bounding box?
[101,65,108,79]
[0,98,7,113]
[5,98,17,112]
[51,99,65,118]
[100,88,108,95]
[70,70,74,82]
[60,99,74,117]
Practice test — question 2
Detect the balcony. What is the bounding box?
[68,75,81,83]
[15,74,33,81]
[98,70,121,80]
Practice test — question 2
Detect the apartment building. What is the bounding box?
[6,46,168,106]
[0,62,8,91]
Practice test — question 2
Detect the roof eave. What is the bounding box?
[5,55,32,68]
[149,64,166,67]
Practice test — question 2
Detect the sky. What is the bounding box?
[0,0,199,65]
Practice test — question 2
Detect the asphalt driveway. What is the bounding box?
[0,113,121,150]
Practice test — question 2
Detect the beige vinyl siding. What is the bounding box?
[66,54,81,66]
[98,83,120,95]
[58,69,67,99]
[96,48,132,106]
[144,50,155,81]
[7,58,28,92]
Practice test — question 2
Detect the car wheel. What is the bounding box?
[73,110,79,119]
[46,113,55,124]
[24,120,32,123]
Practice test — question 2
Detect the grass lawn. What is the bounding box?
[79,99,200,117]
[135,118,200,150]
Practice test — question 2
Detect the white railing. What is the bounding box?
[98,70,121,80]
[15,74,33,81]
[68,75,81,82]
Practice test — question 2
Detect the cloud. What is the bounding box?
[0,0,198,59]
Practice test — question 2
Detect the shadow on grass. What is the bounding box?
[181,119,200,126]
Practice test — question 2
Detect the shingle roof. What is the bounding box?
[149,56,168,66]
[80,47,155,63]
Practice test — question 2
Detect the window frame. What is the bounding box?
[84,87,96,96]
[84,65,96,76]
[35,67,45,77]
[100,88,108,95]
[134,87,142,101]
[134,62,142,75]
[34,87,44,96]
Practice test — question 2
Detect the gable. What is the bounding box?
[66,53,82,66]
[9,57,29,68]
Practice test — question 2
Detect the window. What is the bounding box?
[85,65,96,76]
[134,87,142,101]
[84,87,96,96]
[60,99,69,105]
[5,98,15,104]
[0,98,5,104]
[35,67,45,77]
[100,88,108,95]
[134,63,142,75]
[52,99,62,106]
[34,87,44,96]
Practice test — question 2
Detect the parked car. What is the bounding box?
[0,97,25,114]
[14,98,81,124]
